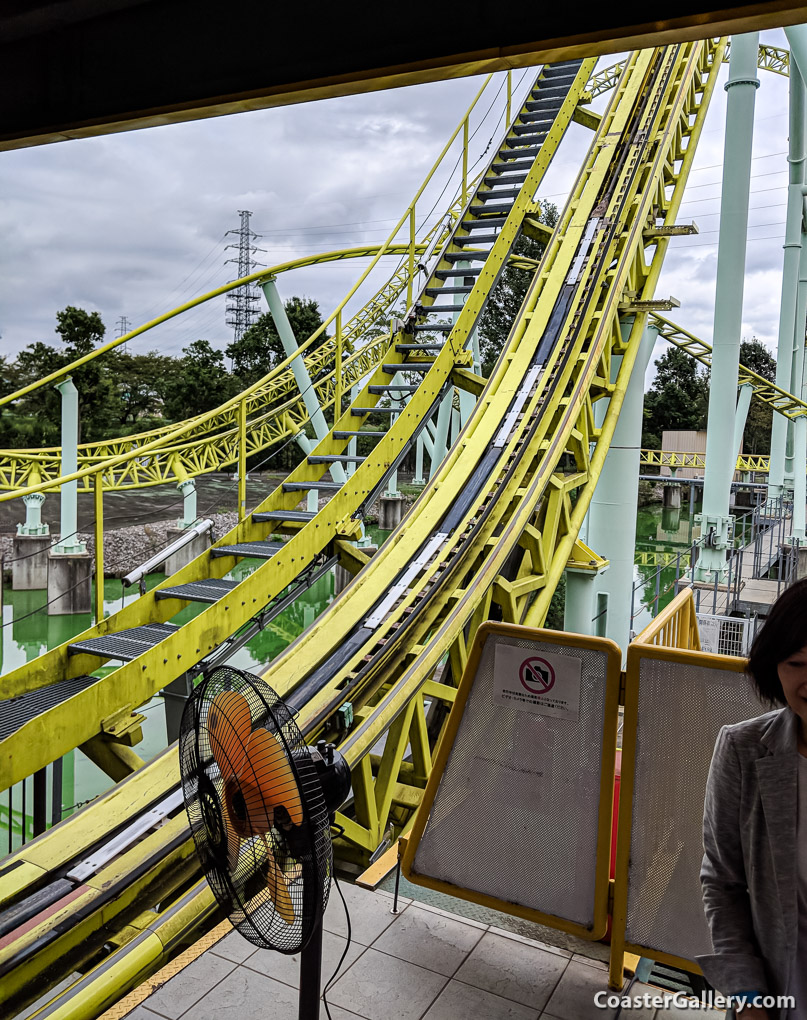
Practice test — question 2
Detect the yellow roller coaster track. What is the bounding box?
[0,42,729,1020]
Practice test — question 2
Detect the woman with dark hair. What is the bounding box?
[698,577,807,1019]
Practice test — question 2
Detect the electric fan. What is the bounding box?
[179,665,351,1019]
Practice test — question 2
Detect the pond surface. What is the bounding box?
[1,499,696,851]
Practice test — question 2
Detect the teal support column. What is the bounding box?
[732,383,753,462]
[262,278,346,485]
[178,479,197,528]
[791,216,807,539]
[53,377,85,554]
[458,388,475,429]
[385,407,400,496]
[294,432,319,514]
[413,435,426,485]
[769,52,806,497]
[18,492,48,536]
[563,569,598,635]
[589,319,659,657]
[347,385,359,478]
[696,34,759,579]
[429,391,454,479]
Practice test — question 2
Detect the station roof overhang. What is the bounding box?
[1,0,805,151]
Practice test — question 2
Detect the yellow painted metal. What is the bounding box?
[0,74,501,498]
[640,449,781,473]
[585,43,791,102]
[401,622,622,940]
[94,471,105,623]
[650,313,807,418]
[0,45,738,1011]
[607,587,745,989]
[0,59,595,792]
[237,399,246,522]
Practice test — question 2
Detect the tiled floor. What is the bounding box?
[125,885,724,1020]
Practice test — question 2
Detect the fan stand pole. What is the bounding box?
[298,915,324,1020]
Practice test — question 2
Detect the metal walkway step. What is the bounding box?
[369,384,419,393]
[413,323,453,331]
[210,540,284,559]
[155,578,238,604]
[68,622,180,660]
[307,454,366,464]
[461,217,508,229]
[468,203,513,217]
[435,267,483,279]
[252,510,317,522]
[485,171,529,185]
[455,235,498,246]
[282,481,342,492]
[351,406,399,415]
[382,363,431,372]
[476,188,521,202]
[395,343,443,352]
[0,675,102,741]
[498,145,540,160]
[443,251,489,262]
[504,133,547,147]
[333,430,387,438]
[489,160,534,175]
[425,285,473,296]
[513,119,553,132]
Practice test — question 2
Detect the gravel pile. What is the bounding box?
[1,512,239,579]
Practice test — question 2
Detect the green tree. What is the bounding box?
[478,202,559,376]
[642,347,709,450]
[226,296,327,386]
[105,350,175,431]
[739,337,776,455]
[9,306,119,445]
[161,340,236,421]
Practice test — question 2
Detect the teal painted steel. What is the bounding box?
[53,378,84,555]
[261,278,347,486]
[588,320,660,658]
[697,33,760,579]
[769,55,806,497]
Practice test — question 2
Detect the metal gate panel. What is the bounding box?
[613,645,766,971]
[401,623,621,939]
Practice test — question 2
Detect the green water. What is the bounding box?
[0,525,390,851]
[1,507,692,850]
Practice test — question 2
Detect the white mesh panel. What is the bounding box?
[625,656,766,957]
[412,632,611,928]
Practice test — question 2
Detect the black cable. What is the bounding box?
[321,868,353,1020]
[2,570,95,627]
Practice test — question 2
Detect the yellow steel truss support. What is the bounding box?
[0,45,739,1015]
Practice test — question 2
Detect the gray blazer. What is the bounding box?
[698,707,800,1002]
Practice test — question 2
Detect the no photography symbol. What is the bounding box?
[519,656,555,694]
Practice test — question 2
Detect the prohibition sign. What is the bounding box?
[519,656,555,694]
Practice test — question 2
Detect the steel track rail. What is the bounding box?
[0,43,727,1020]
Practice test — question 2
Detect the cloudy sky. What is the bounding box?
[0,27,798,387]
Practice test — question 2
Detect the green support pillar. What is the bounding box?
[732,383,753,463]
[53,377,85,554]
[588,319,659,657]
[696,33,759,579]
[262,277,346,485]
[769,51,806,497]
[177,479,197,528]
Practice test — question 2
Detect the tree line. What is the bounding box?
[0,298,328,449]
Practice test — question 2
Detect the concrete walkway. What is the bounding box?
[120,884,723,1020]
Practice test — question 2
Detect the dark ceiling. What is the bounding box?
[2,1,805,150]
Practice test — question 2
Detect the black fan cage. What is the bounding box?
[179,666,332,954]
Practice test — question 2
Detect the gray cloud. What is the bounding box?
[0,29,798,398]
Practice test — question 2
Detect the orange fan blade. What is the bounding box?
[223,804,241,872]
[264,837,295,924]
[208,690,252,778]
[240,727,304,826]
